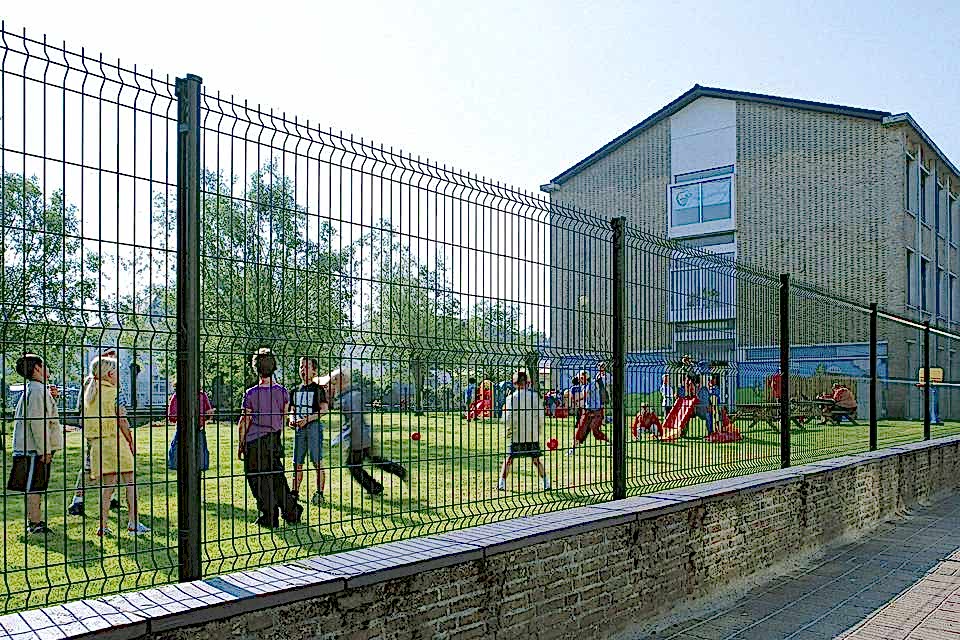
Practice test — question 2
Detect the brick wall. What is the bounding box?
[13,436,960,640]
[548,118,673,355]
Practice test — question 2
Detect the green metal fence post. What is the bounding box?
[175,73,203,583]
[924,321,931,441]
[611,217,627,500]
[779,274,790,469]
[869,303,878,451]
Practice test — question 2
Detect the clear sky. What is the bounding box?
[5,0,959,196]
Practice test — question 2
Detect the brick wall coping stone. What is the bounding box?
[3,433,958,640]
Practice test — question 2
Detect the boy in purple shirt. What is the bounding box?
[237,348,302,528]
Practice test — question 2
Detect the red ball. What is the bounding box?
[547,438,558,451]
[411,432,421,441]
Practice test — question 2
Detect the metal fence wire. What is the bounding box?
[2,24,960,614]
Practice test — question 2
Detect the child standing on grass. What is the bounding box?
[7,354,63,535]
[498,369,549,491]
[82,355,149,537]
[69,349,124,517]
[659,373,676,417]
[289,357,328,506]
[237,348,302,529]
[166,382,214,472]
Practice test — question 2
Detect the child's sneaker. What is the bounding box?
[543,478,552,491]
[311,491,323,506]
[497,478,506,491]
[566,447,576,457]
[28,521,52,535]
[127,522,151,535]
[96,527,113,537]
[282,504,304,525]
[67,500,85,517]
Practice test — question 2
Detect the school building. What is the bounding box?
[542,85,960,419]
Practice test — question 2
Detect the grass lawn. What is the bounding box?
[0,412,956,613]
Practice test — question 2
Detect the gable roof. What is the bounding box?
[544,85,892,188]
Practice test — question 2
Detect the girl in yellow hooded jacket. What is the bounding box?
[82,355,149,537]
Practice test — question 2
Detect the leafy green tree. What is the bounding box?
[361,224,467,414]
[0,172,99,384]
[465,300,547,385]
[122,162,355,408]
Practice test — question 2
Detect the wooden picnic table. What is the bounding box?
[732,403,781,431]
[733,398,834,432]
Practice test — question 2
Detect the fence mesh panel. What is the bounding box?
[1,23,958,615]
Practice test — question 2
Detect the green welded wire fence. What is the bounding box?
[2,22,960,615]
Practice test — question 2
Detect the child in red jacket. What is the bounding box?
[631,403,662,439]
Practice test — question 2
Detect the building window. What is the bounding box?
[668,166,735,237]
[921,257,929,310]
[937,267,943,316]
[906,156,913,211]
[906,156,916,212]
[951,195,957,244]
[907,250,914,306]
[669,246,736,323]
[670,177,733,226]
[951,275,957,321]
[935,183,942,233]
[920,171,927,223]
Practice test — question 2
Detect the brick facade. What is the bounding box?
[545,90,960,417]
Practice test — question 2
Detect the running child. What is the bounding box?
[567,370,609,455]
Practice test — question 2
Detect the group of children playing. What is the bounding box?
[7,348,409,536]
[9,347,748,533]
[8,352,150,536]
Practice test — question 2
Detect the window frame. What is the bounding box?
[950,194,958,246]
[951,274,957,322]
[668,241,737,324]
[921,256,930,311]
[936,266,944,317]
[907,249,914,307]
[666,167,736,239]
[920,166,930,224]
[935,181,942,235]
[906,154,914,213]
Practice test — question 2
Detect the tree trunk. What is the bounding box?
[411,355,425,415]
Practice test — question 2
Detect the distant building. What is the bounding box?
[543,85,960,418]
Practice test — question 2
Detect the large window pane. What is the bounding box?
[671,184,700,226]
[701,178,732,222]
[670,253,735,322]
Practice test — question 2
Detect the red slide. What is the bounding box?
[658,396,698,442]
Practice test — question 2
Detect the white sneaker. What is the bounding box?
[127,522,151,535]
[497,478,506,491]
[566,447,575,457]
[543,477,552,491]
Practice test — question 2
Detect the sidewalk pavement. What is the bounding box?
[627,493,960,640]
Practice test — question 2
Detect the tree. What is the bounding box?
[465,300,547,385]
[0,172,99,383]
[125,162,356,406]
[361,224,467,415]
